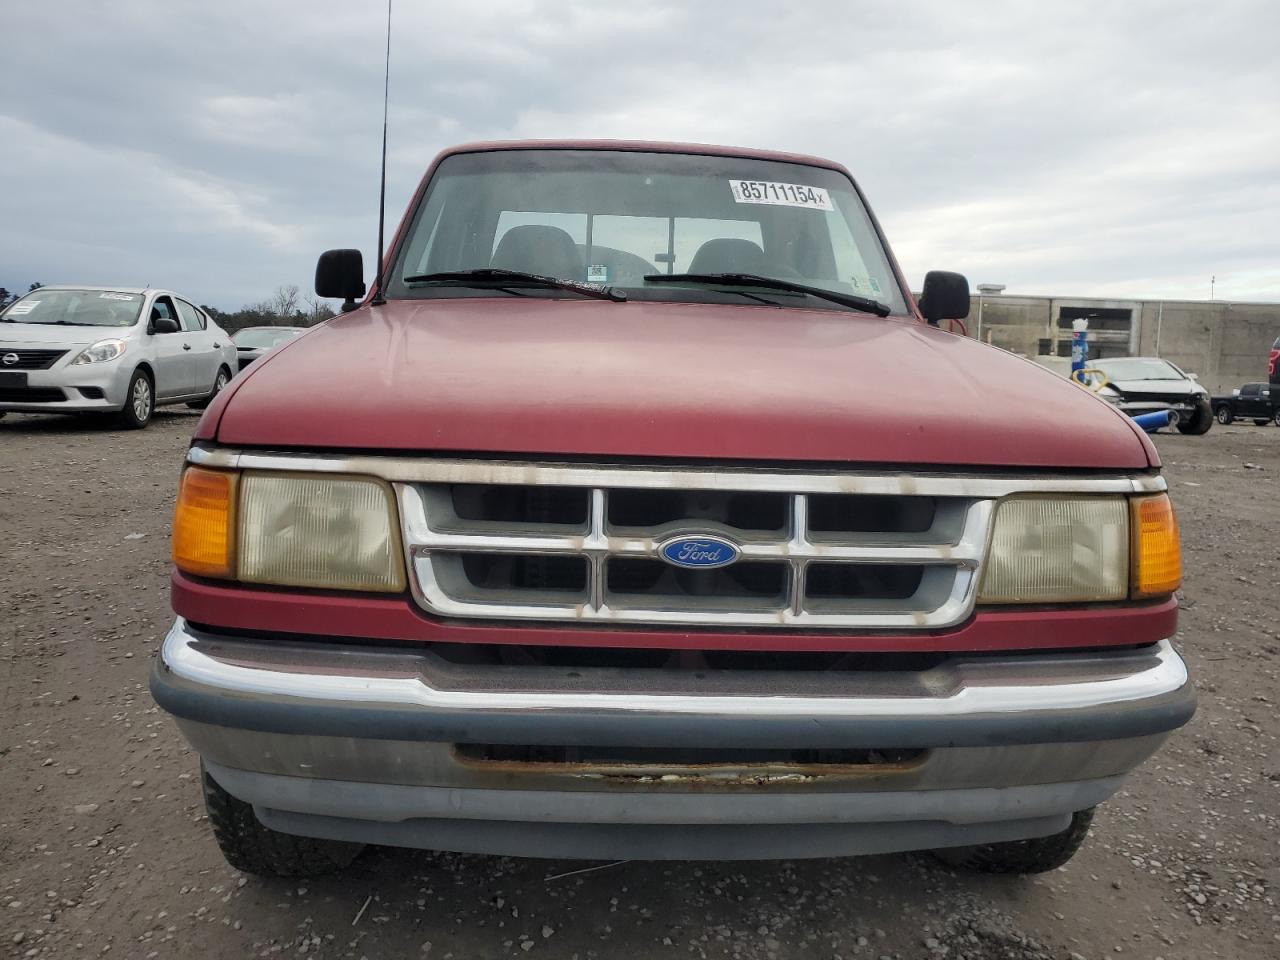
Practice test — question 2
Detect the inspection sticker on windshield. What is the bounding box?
[730,180,833,210]
[8,301,39,315]
[99,293,135,300]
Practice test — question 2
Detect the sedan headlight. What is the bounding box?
[1096,385,1122,404]
[71,339,127,364]
[173,467,405,592]
[978,497,1130,603]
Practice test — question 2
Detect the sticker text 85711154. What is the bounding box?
[729,180,834,211]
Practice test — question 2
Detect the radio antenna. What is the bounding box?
[371,0,392,306]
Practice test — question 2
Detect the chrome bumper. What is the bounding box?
[154,618,1192,749]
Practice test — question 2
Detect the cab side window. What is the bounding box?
[176,299,206,332]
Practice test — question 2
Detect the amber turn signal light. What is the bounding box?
[173,466,237,579]
[1131,493,1181,598]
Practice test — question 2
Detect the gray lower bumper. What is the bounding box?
[221,759,1109,861]
[154,619,1194,860]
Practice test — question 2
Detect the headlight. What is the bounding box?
[172,468,405,592]
[238,473,404,591]
[1096,386,1122,404]
[978,497,1129,603]
[71,339,127,364]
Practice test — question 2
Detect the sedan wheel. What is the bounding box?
[114,370,154,429]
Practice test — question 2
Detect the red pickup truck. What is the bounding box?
[152,141,1193,877]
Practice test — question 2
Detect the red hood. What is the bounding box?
[203,299,1155,470]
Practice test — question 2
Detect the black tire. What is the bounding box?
[1215,406,1233,425]
[933,808,1095,874]
[188,365,231,410]
[201,765,364,877]
[114,369,154,429]
[1177,400,1213,435]
[1274,409,1280,427]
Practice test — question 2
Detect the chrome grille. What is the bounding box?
[400,477,993,629]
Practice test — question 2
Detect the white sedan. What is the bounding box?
[0,286,237,428]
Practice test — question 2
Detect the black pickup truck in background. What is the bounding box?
[1211,382,1280,426]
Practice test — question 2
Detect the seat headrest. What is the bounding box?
[492,225,583,279]
[688,238,768,275]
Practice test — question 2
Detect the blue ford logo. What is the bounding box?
[658,534,740,570]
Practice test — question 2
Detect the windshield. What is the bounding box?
[385,149,908,314]
[1091,358,1188,381]
[234,327,302,348]
[0,289,143,327]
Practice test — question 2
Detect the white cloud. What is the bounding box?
[1,0,1277,307]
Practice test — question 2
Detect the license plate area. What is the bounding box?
[0,372,28,387]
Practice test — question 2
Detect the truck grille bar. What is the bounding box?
[399,480,993,629]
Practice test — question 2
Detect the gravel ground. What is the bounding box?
[1,410,1276,960]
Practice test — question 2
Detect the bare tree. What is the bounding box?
[267,284,300,321]
[302,294,336,327]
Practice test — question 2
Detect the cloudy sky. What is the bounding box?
[3,0,1277,309]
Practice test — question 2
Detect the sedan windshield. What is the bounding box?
[234,327,302,348]
[385,149,908,315]
[0,289,143,326]
[1091,358,1187,382]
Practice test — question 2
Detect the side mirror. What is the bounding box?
[918,271,970,325]
[316,249,366,312]
[1186,372,1199,381]
[151,317,180,334]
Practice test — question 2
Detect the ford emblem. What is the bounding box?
[658,534,741,570]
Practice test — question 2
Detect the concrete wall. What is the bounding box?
[969,295,1052,357]
[962,294,1280,394]
[1135,301,1280,393]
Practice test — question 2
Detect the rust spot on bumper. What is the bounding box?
[451,750,928,790]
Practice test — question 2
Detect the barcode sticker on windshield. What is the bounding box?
[9,301,39,315]
[730,180,833,211]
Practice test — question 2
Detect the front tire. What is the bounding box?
[1177,400,1213,435]
[1273,409,1280,427]
[201,765,364,877]
[1215,406,1233,425]
[188,365,231,410]
[933,808,1095,874]
[114,369,154,429]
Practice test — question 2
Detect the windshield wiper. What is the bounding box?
[2,319,81,325]
[403,268,626,302]
[643,273,891,317]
